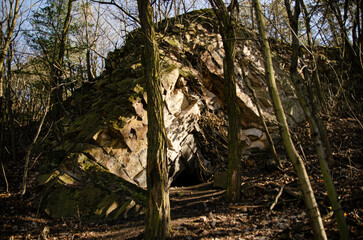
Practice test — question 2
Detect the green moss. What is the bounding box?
[131,63,142,71]
[43,181,110,219]
[127,94,140,104]
[77,153,96,171]
[164,36,181,49]
[57,173,76,185]
[179,67,196,78]
[44,187,78,218]
[68,111,101,141]
[106,119,125,132]
[38,170,61,185]
[76,184,105,214]
[127,83,145,104]
[132,83,144,95]
[161,63,178,75]
[40,156,138,220]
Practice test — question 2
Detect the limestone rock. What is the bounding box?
[41,9,304,220]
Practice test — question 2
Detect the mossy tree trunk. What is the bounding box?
[137,1,171,239]
[252,0,327,239]
[285,0,349,239]
[209,0,242,202]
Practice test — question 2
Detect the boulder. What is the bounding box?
[40,9,304,220]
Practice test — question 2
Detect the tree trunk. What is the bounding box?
[137,1,171,239]
[6,43,16,163]
[22,91,51,195]
[0,0,21,100]
[300,1,325,108]
[328,0,363,73]
[360,0,363,55]
[0,0,21,193]
[82,3,94,82]
[0,95,8,192]
[86,49,94,81]
[50,0,73,140]
[209,0,242,203]
[286,1,350,238]
[300,0,334,166]
[253,0,327,239]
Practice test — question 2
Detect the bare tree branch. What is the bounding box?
[91,0,140,25]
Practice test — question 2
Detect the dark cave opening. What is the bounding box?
[171,167,203,187]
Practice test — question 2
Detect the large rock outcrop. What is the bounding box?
[39,9,304,220]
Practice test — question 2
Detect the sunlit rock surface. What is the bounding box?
[40,9,304,220]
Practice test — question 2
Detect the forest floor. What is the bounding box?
[0,114,362,240]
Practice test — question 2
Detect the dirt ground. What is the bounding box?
[0,115,362,239]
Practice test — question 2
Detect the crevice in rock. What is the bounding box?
[130,128,137,139]
[140,97,147,110]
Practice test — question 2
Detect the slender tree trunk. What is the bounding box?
[137,1,171,239]
[355,0,363,66]
[253,0,327,239]
[86,49,94,81]
[328,0,363,73]
[21,91,51,195]
[0,0,21,100]
[286,1,350,238]
[359,0,363,54]
[6,43,16,163]
[0,0,21,192]
[0,95,8,192]
[82,3,94,82]
[301,96,350,240]
[300,1,325,108]
[50,0,73,140]
[301,1,334,167]
[210,0,242,202]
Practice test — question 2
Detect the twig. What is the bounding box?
[270,185,284,211]
[91,0,140,25]
[347,156,353,178]
[77,205,82,227]
[1,161,9,192]
[36,195,43,218]
[30,151,43,169]
[299,144,307,162]
[271,182,301,198]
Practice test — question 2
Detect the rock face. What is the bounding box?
[40,9,304,220]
